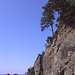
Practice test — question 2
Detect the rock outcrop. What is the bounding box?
[34,26,75,75]
[34,52,44,75]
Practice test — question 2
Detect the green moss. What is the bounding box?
[46,43,52,47]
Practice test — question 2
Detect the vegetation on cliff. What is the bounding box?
[27,0,75,74]
[27,67,35,75]
[69,0,75,6]
[40,0,75,46]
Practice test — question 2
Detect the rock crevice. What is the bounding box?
[34,27,75,75]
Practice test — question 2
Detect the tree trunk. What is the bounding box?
[51,25,54,36]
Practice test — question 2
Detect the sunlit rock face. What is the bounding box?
[34,26,75,75]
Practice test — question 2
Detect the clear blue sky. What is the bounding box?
[0,0,57,74]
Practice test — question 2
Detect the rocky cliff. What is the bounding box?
[34,26,75,75]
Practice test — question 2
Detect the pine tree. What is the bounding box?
[41,0,75,45]
[40,0,75,33]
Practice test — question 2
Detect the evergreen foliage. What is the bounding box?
[27,67,35,75]
[69,0,75,6]
[40,0,75,46]
[46,36,53,44]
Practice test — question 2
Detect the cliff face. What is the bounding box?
[34,26,75,75]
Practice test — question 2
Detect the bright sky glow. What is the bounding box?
[0,0,57,74]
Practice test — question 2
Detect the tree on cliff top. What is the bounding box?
[40,0,75,45]
[40,0,75,34]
